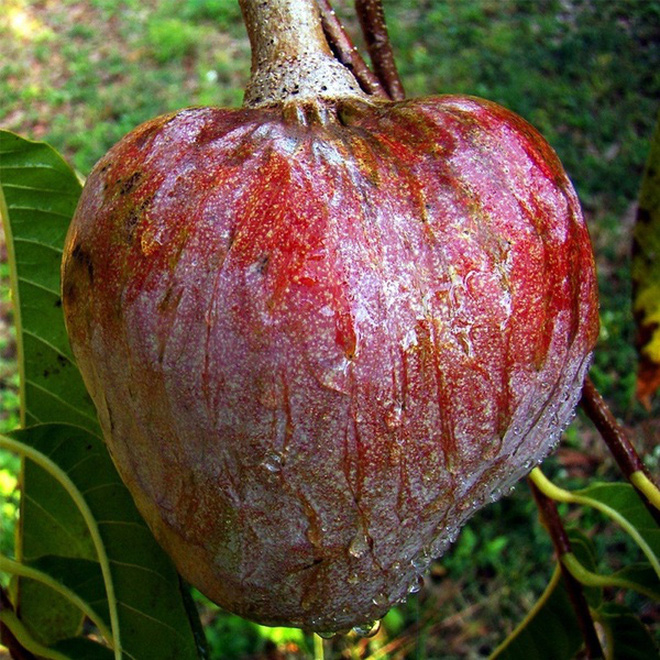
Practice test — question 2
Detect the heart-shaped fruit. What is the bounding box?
[62,0,599,633]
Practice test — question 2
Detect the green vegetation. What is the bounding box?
[1,0,658,656]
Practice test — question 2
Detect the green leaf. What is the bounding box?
[490,566,584,659]
[632,111,660,407]
[575,482,660,569]
[0,130,96,431]
[0,128,100,644]
[52,637,116,660]
[595,602,659,659]
[3,424,201,660]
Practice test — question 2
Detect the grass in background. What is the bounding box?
[1,0,659,656]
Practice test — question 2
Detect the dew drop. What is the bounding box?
[348,531,369,558]
[316,631,336,639]
[411,550,431,573]
[352,620,381,638]
[408,575,424,594]
[372,592,388,607]
[261,450,283,473]
[430,538,449,557]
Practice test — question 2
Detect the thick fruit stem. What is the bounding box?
[239,0,369,108]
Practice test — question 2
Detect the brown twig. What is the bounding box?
[354,0,405,100]
[528,479,605,659]
[315,0,387,98]
[580,376,660,525]
[580,376,645,479]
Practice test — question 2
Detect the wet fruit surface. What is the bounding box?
[62,95,599,631]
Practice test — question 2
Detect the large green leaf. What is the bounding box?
[0,131,204,657]
[0,130,96,431]
[1,128,99,644]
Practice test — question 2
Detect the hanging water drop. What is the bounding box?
[411,550,430,573]
[352,620,381,638]
[316,631,336,639]
[348,531,369,558]
[408,575,424,594]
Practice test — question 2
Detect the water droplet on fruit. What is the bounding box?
[411,549,430,572]
[317,631,336,639]
[430,538,449,557]
[262,451,283,473]
[348,531,369,558]
[408,575,424,594]
[319,304,334,317]
[347,573,359,585]
[372,592,388,607]
[352,620,381,638]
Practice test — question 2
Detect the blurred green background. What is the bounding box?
[1,0,659,657]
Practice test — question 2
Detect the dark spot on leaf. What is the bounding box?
[43,364,61,378]
[54,297,62,308]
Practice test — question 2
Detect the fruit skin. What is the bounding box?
[62,95,599,632]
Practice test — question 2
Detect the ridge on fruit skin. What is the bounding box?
[61,91,599,632]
